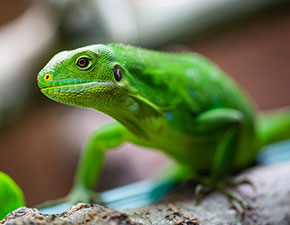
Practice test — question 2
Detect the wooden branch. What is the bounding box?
[2,161,290,225]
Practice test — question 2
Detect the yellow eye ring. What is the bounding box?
[44,73,52,82]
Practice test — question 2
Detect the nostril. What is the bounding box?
[44,73,52,82]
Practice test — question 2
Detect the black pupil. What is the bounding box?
[77,58,89,68]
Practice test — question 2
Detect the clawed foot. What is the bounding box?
[35,185,104,209]
[67,185,104,205]
[194,177,255,213]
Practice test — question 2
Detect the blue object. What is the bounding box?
[257,139,290,165]
[39,178,179,214]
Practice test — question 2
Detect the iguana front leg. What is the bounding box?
[192,108,248,206]
[68,121,130,204]
[193,108,244,181]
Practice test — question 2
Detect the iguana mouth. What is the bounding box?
[39,78,96,89]
[40,81,96,90]
[40,81,116,95]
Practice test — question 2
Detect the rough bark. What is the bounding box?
[2,161,290,225]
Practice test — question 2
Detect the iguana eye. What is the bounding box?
[76,56,92,70]
[113,65,122,82]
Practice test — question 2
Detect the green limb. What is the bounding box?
[193,108,252,209]
[257,107,290,148]
[69,121,129,204]
[194,108,243,181]
[211,124,240,180]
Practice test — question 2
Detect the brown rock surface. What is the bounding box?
[2,161,290,225]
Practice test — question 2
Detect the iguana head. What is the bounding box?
[38,44,128,111]
[38,44,162,137]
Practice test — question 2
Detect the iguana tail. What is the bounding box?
[257,107,290,149]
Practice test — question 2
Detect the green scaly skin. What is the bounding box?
[37,44,290,205]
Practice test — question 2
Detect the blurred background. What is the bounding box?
[0,0,289,206]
